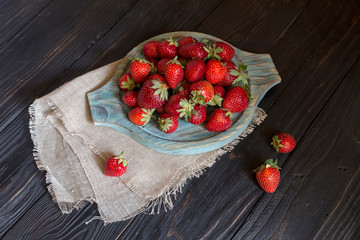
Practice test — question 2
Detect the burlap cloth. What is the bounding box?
[29,60,266,223]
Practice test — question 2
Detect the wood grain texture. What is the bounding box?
[1,0,359,239]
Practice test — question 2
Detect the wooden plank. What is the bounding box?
[118,0,360,239]
[0,0,53,47]
[234,56,360,240]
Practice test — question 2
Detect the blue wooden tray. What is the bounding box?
[87,32,281,155]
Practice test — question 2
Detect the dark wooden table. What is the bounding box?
[1,0,359,239]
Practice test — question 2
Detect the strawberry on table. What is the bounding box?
[178,42,209,60]
[137,79,169,109]
[158,113,179,134]
[185,59,206,82]
[215,41,235,61]
[222,86,248,113]
[189,80,214,104]
[205,59,227,84]
[143,41,161,59]
[188,104,207,125]
[129,58,151,83]
[104,151,128,177]
[164,57,184,89]
[119,73,138,91]
[128,107,155,126]
[157,37,179,59]
[206,108,232,132]
[122,90,138,108]
[178,36,198,48]
[253,159,281,193]
[271,133,296,153]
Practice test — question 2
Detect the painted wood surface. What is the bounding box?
[87,31,281,155]
[1,0,359,239]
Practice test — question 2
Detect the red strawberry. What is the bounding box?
[271,133,296,153]
[215,42,235,61]
[157,37,179,59]
[207,85,225,107]
[219,61,236,87]
[119,73,138,91]
[143,41,161,59]
[188,104,207,125]
[122,90,138,108]
[174,80,191,97]
[178,42,208,60]
[146,58,159,68]
[185,59,206,82]
[129,58,151,83]
[253,159,281,193]
[205,59,227,84]
[164,94,186,118]
[206,108,232,132]
[104,151,128,177]
[189,80,214,104]
[156,105,165,114]
[157,58,171,75]
[222,86,248,113]
[158,113,179,134]
[128,107,154,126]
[178,36,198,48]
[137,79,169,109]
[145,73,166,83]
[164,58,184,89]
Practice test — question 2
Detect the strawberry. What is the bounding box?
[205,59,227,84]
[253,159,281,193]
[222,86,248,113]
[207,85,225,107]
[189,80,214,104]
[146,58,159,68]
[104,151,128,177]
[206,108,232,132]
[129,58,151,83]
[145,73,166,83]
[157,37,179,59]
[143,41,161,59]
[219,61,237,87]
[215,42,235,61]
[128,107,154,126]
[188,104,207,125]
[178,42,209,60]
[122,90,138,108]
[157,58,171,75]
[174,80,191,97]
[164,58,184,89]
[164,94,187,118]
[156,105,165,114]
[119,73,138,91]
[185,59,206,82]
[178,36,198,48]
[158,113,179,133]
[137,79,169,109]
[271,133,296,153]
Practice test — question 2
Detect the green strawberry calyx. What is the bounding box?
[177,99,196,121]
[113,151,128,167]
[167,37,179,47]
[230,63,252,101]
[253,159,281,174]
[207,94,223,107]
[151,80,169,101]
[202,40,222,61]
[222,108,233,121]
[140,108,155,126]
[121,75,139,90]
[190,90,206,105]
[131,57,150,64]
[158,116,173,132]
[167,56,183,68]
[271,135,285,152]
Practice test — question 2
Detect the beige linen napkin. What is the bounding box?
[29,60,266,223]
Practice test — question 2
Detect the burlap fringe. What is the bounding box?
[144,108,267,215]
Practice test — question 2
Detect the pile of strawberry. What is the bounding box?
[119,36,250,133]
